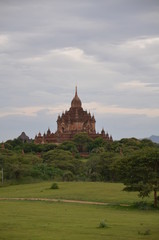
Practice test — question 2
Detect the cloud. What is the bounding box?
[22,47,98,65]
[117,80,159,93]
[137,9,159,25]
[0,106,45,118]
[50,48,97,63]
[122,37,159,49]
[84,102,159,118]
[1,39,159,111]
[1,100,159,120]
[0,104,70,118]
[0,0,159,141]
[0,34,9,45]
[88,36,159,66]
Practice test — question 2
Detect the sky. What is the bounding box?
[0,0,159,141]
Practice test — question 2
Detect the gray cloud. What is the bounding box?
[0,0,159,141]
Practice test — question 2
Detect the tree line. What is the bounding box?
[0,133,159,207]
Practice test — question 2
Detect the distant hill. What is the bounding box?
[149,135,159,143]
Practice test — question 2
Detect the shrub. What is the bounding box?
[133,201,151,210]
[98,220,108,228]
[138,229,151,235]
[62,171,74,181]
[50,182,59,189]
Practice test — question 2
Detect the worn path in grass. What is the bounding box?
[0,197,130,206]
[0,182,153,204]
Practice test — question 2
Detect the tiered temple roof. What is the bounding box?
[34,87,112,144]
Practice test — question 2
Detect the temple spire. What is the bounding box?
[75,86,77,96]
[71,86,82,108]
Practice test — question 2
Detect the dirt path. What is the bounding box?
[0,197,109,206]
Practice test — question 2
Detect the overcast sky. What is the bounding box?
[0,0,159,141]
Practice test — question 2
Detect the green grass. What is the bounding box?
[0,200,159,240]
[0,182,153,204]
[0,182,157,239]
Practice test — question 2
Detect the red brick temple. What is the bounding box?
[34,87,112,144]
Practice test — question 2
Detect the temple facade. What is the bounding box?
[34,87,112,144]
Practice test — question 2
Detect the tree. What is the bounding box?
[57,141,78,154]
[86,152,120,182]
[92,137,105,149]
[43,149,74,162]
[73,133,93,152]
[119,147,159,207]
[43,149,83,178]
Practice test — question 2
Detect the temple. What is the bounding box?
[34,87,112,144]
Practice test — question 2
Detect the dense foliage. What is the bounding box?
[0,134,159,206]
[118,147,159,207]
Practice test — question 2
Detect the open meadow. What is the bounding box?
[0,182,153,204]
[0,182,158,240]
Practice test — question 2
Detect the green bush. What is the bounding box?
[138,229,151,235]
[62,171,74,181]
[133,201,152,210]
[98,220,108,228]
[50,182,59,189]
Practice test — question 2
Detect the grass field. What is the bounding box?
[0,181,153,204]
[0,200,159,240]
[0,182,158,240]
